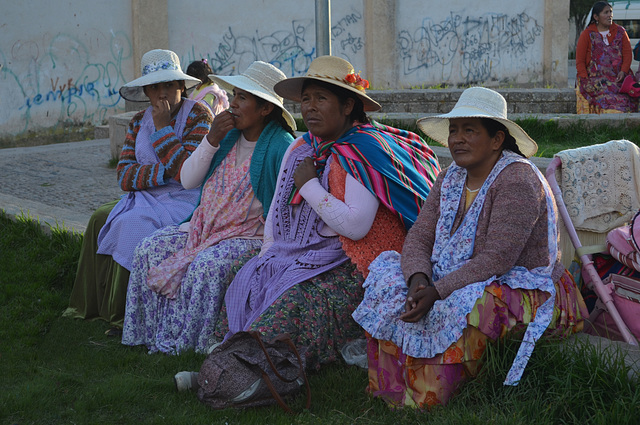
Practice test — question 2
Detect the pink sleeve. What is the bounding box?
[299,172,379,240]
[179,135,220,189]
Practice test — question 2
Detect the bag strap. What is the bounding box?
[248,331,311,413]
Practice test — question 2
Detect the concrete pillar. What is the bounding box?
[364,0,398,89]
[543,0,569,87]
[131,0,169,79]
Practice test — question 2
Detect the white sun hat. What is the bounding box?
[416,87,538,158]
[209,61,297,131]
[119,49,201,102]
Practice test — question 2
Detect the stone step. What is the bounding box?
[94,124,109,140]
[283,88,578,115]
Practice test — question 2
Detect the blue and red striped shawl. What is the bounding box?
[291,121,441,229]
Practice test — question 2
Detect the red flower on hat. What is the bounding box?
[344,72,369,91]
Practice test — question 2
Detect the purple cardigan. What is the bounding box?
[401,162,564,299]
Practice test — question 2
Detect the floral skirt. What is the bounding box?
[575,85,634,114]
[366,270,588,409]
[214,260,365,370]
[121,225,261,354]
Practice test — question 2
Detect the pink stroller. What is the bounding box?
[545,140,640,346]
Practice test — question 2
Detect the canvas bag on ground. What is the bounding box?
[589,274,640,341]
[196,331,310,413]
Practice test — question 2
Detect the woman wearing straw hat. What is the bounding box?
[64,49,213,332]
[199,55,441,375]
[122,61,296,355]
[353,87,588,408]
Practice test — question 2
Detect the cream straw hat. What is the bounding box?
[274,55,381,112]
[209,61,296,131]
[416,87,538,158]
[119,49,200,102]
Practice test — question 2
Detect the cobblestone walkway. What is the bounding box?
[0,139,123,233]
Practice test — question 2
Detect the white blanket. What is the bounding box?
[555,140,640,233]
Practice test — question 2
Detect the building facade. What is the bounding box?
[0,0,568,136]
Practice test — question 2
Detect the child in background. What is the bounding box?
[186,59,229,116]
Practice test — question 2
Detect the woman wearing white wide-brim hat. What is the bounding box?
[353,86,588,408]
[122,61,297,355]
[65,49,214,333]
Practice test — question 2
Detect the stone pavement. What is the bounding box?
[0,138,123,233]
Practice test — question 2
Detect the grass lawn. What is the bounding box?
[1,212,639,424]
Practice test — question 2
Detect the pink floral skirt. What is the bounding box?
[366,270,588,408]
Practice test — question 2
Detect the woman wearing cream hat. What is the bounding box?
[65,49,213,332]
[192,55,442,380]
[122,61,296,355]
[353,87,588,408]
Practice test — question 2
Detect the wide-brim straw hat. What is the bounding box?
[209,61,296,131]
[416,87,538,158]
[119,49,200,102]
[273,55,381,112]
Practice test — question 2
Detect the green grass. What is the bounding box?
[1,211,639,424]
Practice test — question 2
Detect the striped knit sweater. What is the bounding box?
[116,101,213,191]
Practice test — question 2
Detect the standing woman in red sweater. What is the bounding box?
[575,1,637,113]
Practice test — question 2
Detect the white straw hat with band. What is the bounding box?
[208,61,297,131]
[273,55,381,112]
[416,87,538,158]
[119,49,200,102]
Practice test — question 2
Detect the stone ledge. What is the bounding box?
[368,112,640,129]
[283,88,577,115]
[109,111,138,159]
[94,125,109,140]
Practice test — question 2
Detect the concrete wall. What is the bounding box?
[167,0,366,78]
[395,1,546,87]
[0,1,132,135]
[0,0,568,137]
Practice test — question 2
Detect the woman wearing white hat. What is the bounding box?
[65,49,213,332]
[353,87,588,408]
[198,55,441,375]
[122,61,296,355]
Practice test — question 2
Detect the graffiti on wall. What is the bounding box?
[182,20,316,77]
[398,11,542,83]
[332,10,364,62]
[182,9,365,77]
[3,31,130,133]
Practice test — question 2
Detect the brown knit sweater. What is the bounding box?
[401,162,564,300]
[116,101,212,191]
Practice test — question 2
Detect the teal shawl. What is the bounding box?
[184,121,293,222]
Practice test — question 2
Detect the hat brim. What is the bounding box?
[416,109,538,158]
[211,74,297,131]
[119,70,201,102]
[273,76,381,112]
